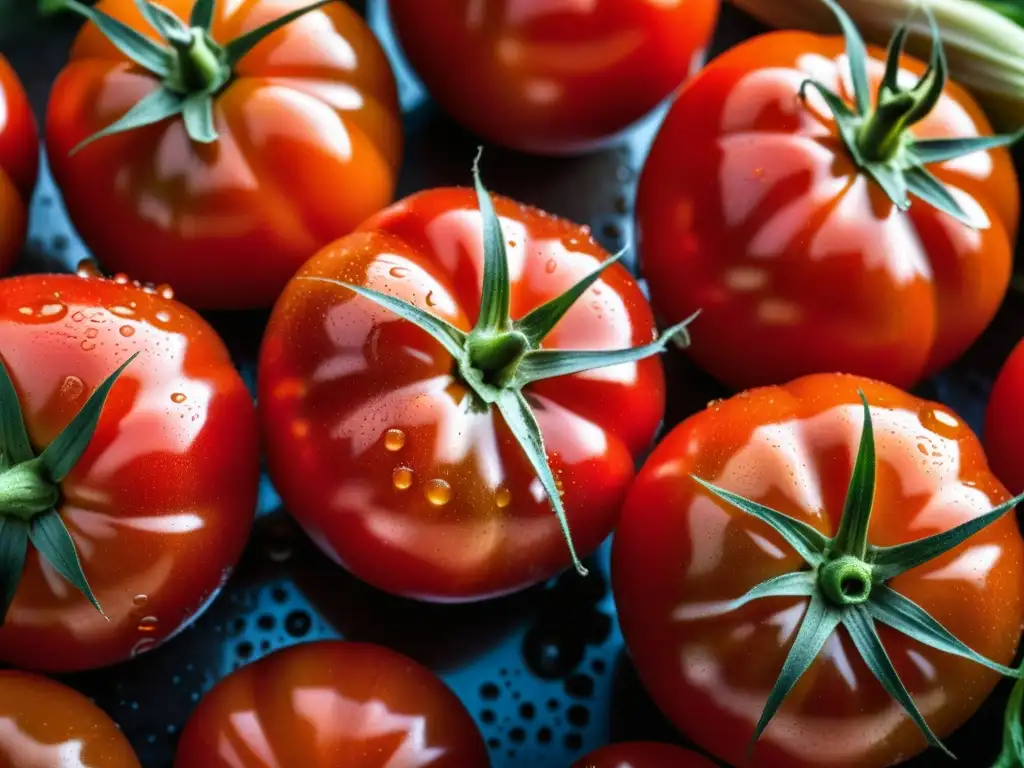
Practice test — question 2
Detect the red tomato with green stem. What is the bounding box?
[259,155,691,601]
[572,742,716,768]
[0,272,258,672]
[45,0,401,309]
[613,373,1024,768]
[175,640,489,767]
[0,54,38,276]
[388,0,720,155]
[986,338,1024,495]
[0,670,141,767]
[637,0,1020,390]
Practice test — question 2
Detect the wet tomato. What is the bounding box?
[46,0,402,309]
[613,374,1023,768]
[260,185,669,601]
[986,338,1024,494]
[0,53,38,276]
[388,0,719,154]
[636,6,1019,390]
[0,670,140,767]
[175,640,489,767]
[0,273,258,671]
[572,742,716,768]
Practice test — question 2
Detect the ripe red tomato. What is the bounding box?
[260,187,667,601]
[0,273,258,671]
[388,0,719,154]
[636,16,1019,390]
[0,670,140,767]
[572,742,716,768]
[986,338,1024,495]
[175,640,489,767]
[46,0,401,309]
[613,374,1023,768]
[0,53,38,276]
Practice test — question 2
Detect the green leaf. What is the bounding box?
[134,0,190,46]
[63,0,173,77]
[296,277,468,360]
[190,0,215,30]
[690,476,829,567]
[819,0,871,115]
[870,493,1023,581]
[880,21,910,98]
[867,583,1020,676]
[748,592,841,750]
[514,313,697,386]
[495,389,587,577]
[39,353,138,483]
[904,9,948,127]
[904,166,973,227]
[0,355,33,470]
[842,606,952,757]
[471,148,512,335]
[674,571,816,620]
[71,88,185,154]
[182,96,217,143]
[830,392,877,558]
[515,249,625,346]
[29,510,104,615]
[911,131,1024,165]
[865,164,910,211]
[223,0,335,66]
[798,80,864,164]
[993,677,1024,768]
[0,517,28,625]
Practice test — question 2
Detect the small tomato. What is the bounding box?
[986,338,1024,495]
[0,54,38,276]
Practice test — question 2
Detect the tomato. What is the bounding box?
[986,338,1024,495]
[388,0,719,155]
[46,0,401,309]
[612,373,1024,768]
[0,670,140,767]
[572,742,716,768]
[0,273,258,671]
[260,184,669,601]
[0,53,38,276]
[636,8,1019,390]
[174,640,489,767]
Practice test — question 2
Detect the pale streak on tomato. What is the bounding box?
[0,54,37,277]
[613,375,1024,768]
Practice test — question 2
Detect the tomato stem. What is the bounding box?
[818,555,873,606]
[167,29,228,95]
[856,94,917,162]
[0,460,59,522]
[466,330,530,385]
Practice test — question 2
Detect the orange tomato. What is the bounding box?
[0,53,38,276]
[986,338,1024,495]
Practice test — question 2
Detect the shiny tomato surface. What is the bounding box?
[613,374,1024,768]
[572,742,716,768]
[174,640,489,767]
[389,0,719,154]
[0,273,258,671]
[0,670,140,768]
[46,0,401,309]
[260,188,665,601]
[0,53,38,276]
[986,338,1024,495]
[637,32,1019,390]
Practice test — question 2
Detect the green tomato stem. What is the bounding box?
[466,330,531,385]
[818,555,874,606]
[0,460,59,522]
[168,29,228,95]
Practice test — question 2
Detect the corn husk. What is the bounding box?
[728,0,1024,131]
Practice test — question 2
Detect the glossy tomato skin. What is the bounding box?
[175,640,489,767]
[612,374,1024,768]
[572,742,716,768]
[389,0,719,154]
[260,188,665,601]
[46,0,402,309]
[0,274,258,672]
[0,670,140,768]
[0,53,39,276]
[637,32,1019,390]
[986,338,1024,494]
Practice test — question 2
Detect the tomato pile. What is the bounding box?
[0,0,1021,766]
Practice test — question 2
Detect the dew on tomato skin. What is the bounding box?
[388,266,409,279]
[495,486,512,508]
[393,466,414,490]
[425,290,437,307]
[84,327,99,340]
[71,310,86,323]
[384,428,406,451]
[133,594,149,608]
[61,375,84,401]
[919,405,961,439]
[138,616,159,634]
[154,310,172,324]
[425,478,452,506]
[75,259,102,279]
[545,258,557,273]
[156,284,175,300]
[113,273,129,285]
[170,392,187,404]
[119,325,136,338]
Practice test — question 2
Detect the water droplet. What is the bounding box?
[113,273,130,285]
[76,260,102,279]
[61,376,84,400]
[393,466,414,490]
[119,325,135,338]
[156,284,175,300]
[384,428,406,451]
[425,291,437,307]
[389,266,409,279]
[133,594,148,608]
[919,405,960,439]
[17,306,32,316]
[753,167,765,179]
[155,310,172,324]
[84,328,98,339]
[111,305,135,318]
[425,478,452,506]
[545,259,557,274]
[171,392,187,404]
[80,341,96,352]
[130,638,157,658]
[39,303,65,318]
[496,486,512,508]
[71,311,86,323]
[138,616,159,634]
[508,240,517,248]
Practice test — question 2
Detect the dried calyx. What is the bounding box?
[694,393,1024,758]
[55,0,333,150]
[805,0,1022,227]
[302,151,697,576]
[0,353,137,623]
